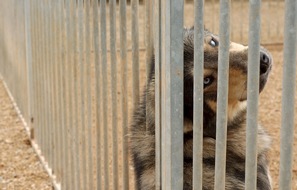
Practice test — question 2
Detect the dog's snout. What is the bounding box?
[260,50,271,75]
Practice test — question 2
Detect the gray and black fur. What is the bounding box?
[129,28,273,190]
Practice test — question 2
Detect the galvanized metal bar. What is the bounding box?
[211,0,216,32]
[145,0,154,133]
[30,0,36,149]
[154,0,161,188]
[85,0,93,188]
[92,0,102,188]
[46,0,52,170]
[193,0,204,189]
[35,0,42,153]
[45,0,52,168]
[276,0,281,37]
[24,0,33,140]
[161,0,184,189]
[48,0,56,174]
[55,0,63,183]
[52,0,58,176]
[131,0,140,109]
[267,1,271,38]
[0,1,2,74]
[109,0,119,189]
[38,0,44,162]
[161,0,166,188]
[51,0,60,180]
[279,0,297,189]
[29,0,37,144]
[245,1,262,189]
[69,0,77,189]
[74,0,81,189]
[119,0,129,188]
[214,0,230,189]
[0,2,2,73]
[99,0,109,189]
[65,0,72,188]
[20,0,24,113]
[60,0,69,187]
[41,0,48,164]
[78,0,86,189]
[240,0,244,42]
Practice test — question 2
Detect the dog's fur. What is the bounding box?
[129,28,272,190]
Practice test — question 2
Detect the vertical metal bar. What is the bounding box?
[65,0,72,188]
[211,0,216,32]
[161,0,184,189]
[240,0,244,42]
[41,0,48,165]
[36,0,42,153]
[55,0,63,183]
[279,0,297,189]
[85,0,93,188]
[161,0,166,188]
[276,0,281,37]
[51,0,60,180]
[45,0,52,169]
[154,0,161,188]
[93,0,102,188]
[109,0,119,189]
[61,0,69,188]
[46,0,52,172]
[99,0,109,189]
[267,0,271,38]
[52,0,58,176]
[48,0,56,174]
[131,0,140,108]
[245,1,262,189]
[70,0,77,189]
[0,1,2,74]
[71,0,80,189]
[145,0,154,133]
[193,0,204,189]
[214,0,230,189]
[32,0,37,151]
[24,0,33,140]
[230,0,234,39]
[78,0,86,189]
[119,0,129,189]
[30,0,37,144]
[38,0,44,162]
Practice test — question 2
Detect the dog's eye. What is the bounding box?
[209,38,218,47]
[204,76,214,87]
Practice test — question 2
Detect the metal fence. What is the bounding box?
[0,0,296,190]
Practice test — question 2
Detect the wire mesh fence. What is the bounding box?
[0,0,295,189]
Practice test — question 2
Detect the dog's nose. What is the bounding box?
[260,50,271,75]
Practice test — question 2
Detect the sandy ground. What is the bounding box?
[0,80,52,189]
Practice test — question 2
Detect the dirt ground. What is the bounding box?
[0,80,52,190]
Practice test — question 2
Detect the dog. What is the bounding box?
[129,28,272,190]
